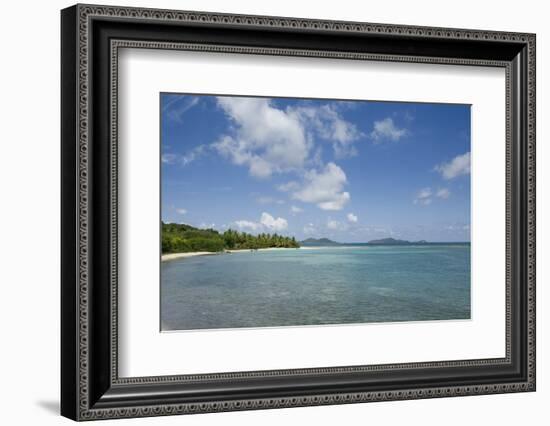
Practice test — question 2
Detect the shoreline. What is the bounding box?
[162,244,469,261]
[161,247,298,262]
[161,251,218,262]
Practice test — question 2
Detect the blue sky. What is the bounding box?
[161,93,471,242]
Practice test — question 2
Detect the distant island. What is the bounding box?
[162,222,300,254]
[163,224,467,255]
[367,237,428,245]
[300,238,341,247]
[301,237,431,246]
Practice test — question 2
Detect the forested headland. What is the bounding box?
[162,222,300,254]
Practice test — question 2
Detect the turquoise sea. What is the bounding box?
[161,245,470,331]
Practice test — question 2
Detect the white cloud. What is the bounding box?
[435,152,471,180]
[436,188,451,199]
[210,98,363,210]
[277,181,300,192]
[292,162,350,211]
[175,208,187,215]
[199,222,216,229]
[404,111,415,123]
[290,205,303,213]
[370,118,408,142]
[358,225,393,236]
[181,145,207,166]
[327,219,348,231]
[289,104,363,158]
[213,97,311,178]
[234,212,288,233]
[260,212,288,231]
[326,220,340,230]
[414,187,450,205]
[303,223,316,235]
[161,144,208,167]
[318,195,350,211]
[234,220,263,232]
[163,96,200,123]
[161,153,177,164]
[347,213,358,223]
[417,188,432,199]
[212,97,365,178]
[414,187,433,205]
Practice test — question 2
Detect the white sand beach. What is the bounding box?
[162,247,298,262]
[226,247,296,253]
[161,252,219,262]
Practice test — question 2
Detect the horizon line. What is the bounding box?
[161,223,470,244]
[304,240,471,244]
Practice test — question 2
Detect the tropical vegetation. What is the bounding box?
[162,222,300,253]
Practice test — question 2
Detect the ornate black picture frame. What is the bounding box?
[61,4,536,421]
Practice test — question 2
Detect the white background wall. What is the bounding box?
[0,0,547,424]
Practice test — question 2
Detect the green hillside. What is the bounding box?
[300,238,341,246]
[162,222,300,254]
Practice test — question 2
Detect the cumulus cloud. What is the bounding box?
[277,181,300,192]
[260,212,288,231]
[292,162,350,211]
[370,118,408,142]
[435,152,471,180]
[208,97,367,211]
[290,205,303,213]
[436,188,451,199]
[234,212,288,233]
[234,220,263,232]
[347,213,358,223]
[212,97,365,178]
[289,104,363,158]
[175,208,187,215]
[414,187,433,205]
[213,97,311,178]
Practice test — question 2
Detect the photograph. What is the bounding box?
[160,93,472,331]
[58,3,536,420]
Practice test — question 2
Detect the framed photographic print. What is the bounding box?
[61,4,536,421]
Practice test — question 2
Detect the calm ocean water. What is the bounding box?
[161,245,470,331]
